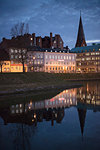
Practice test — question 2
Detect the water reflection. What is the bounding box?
[0,81,100,150]
[0,88,77,126]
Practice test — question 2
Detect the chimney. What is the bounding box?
[32,33,36,46]
[50,32,52,48]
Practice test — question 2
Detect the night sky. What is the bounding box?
[0,0,100,48]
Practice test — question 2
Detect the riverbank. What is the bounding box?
[0,72,100,96]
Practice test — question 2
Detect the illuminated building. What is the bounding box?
[27,48,76,73]
[71,13,100,73]
[0,50,11,72]
[7,47,28,72]
[0,47,28,72]
[71,44,100,73]
[77,82,100,106]
[44,51,76,73]
[27,50,44,72]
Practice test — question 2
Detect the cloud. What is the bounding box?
[86,40,100,43]
[0,0,100,48]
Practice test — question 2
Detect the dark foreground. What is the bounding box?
[0,72,100,95]
[0,81,100,150]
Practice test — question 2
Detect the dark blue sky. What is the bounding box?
[0,0,100,48]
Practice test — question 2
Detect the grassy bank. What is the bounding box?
[0,72,100,95]
[0,72,100,84]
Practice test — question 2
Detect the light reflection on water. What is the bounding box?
[0,81,100,150]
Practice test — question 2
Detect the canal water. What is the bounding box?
[0,81,100,150]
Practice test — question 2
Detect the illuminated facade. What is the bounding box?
[44,51,76,73]
[71,14,100,73]
[77,82,100,107]
[27,49,76,73]
[27,51,44,72]
[0,61,11,72]
[10,88,77,114]
[9,48,28,72]
[71,44,100,73]
[10,64,27,72]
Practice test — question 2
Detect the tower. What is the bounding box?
[77,108,87,137]
[75,12,87,47]
[50,32,53,48]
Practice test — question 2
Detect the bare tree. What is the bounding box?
[10,22,29,73]
[10,22,29,37]
[25,23,29,34]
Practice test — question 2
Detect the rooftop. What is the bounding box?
[71,44,100,53]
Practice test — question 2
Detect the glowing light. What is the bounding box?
[34,113,36,118]
[58,60,64,61]
[30,100,32,106]
[50,98,54,101]
[59,97,65,101]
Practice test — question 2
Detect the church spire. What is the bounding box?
[75,12,87,47]
[77,108,87,137]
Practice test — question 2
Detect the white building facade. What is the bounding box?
[44,52,76,73]
[27,50,76,73]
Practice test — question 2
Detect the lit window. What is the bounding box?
[58,56,60,59]
[4,68,6,71]
[52,55,54,59]
[15,55,18,59]
[11,49,14,53]
[23,50,26,53]
[55,56,57,59]
[11,55,14,58]
[85,53,89,56]
[11,61,13,64]
[15,50,18,53]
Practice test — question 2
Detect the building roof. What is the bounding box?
[0,49,10,61]
[75,15,87,47]
[27,47,68,53]
[71,44,100,53]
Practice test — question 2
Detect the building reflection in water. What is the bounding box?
[6,88,77,126]
[0,84,100,128]
[0,83,100,149]
[77,82,100,137]
[77,82,100,106]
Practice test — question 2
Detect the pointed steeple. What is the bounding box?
[75,12,87,47]
[77,108,87,137]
